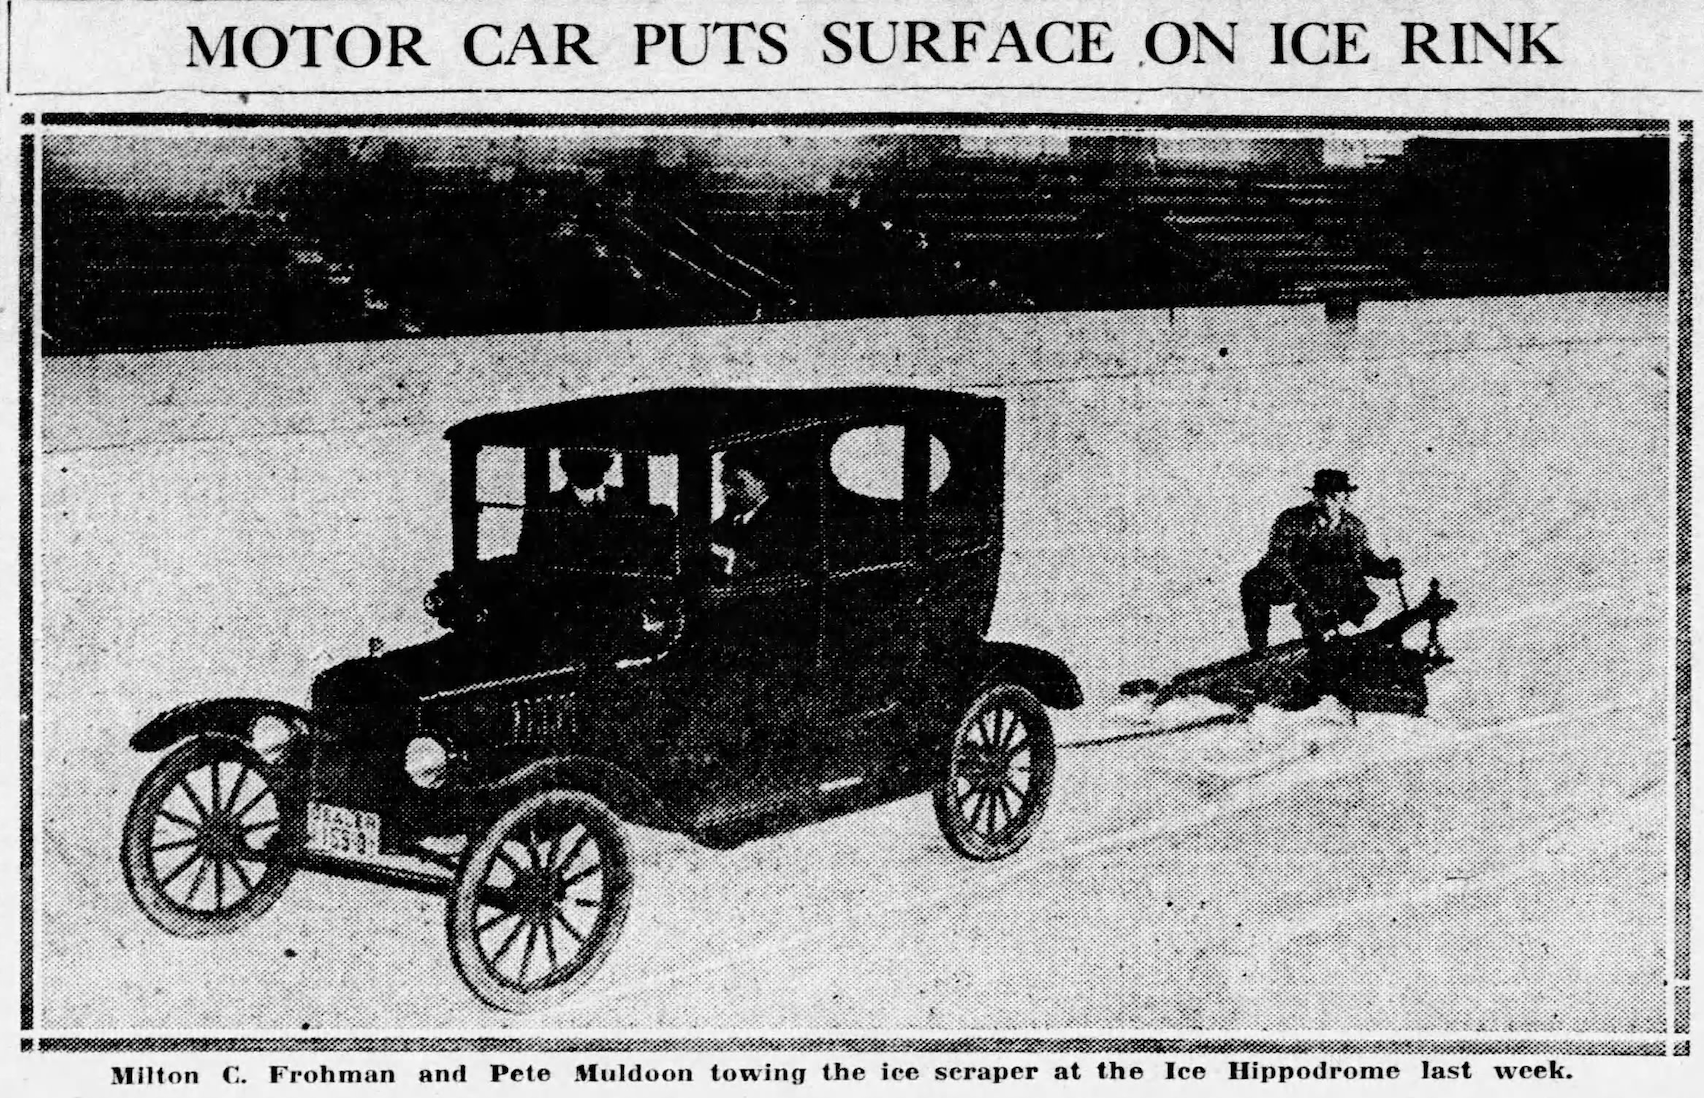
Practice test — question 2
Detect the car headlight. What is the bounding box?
[404,737,451,789]
[250,716,298,766]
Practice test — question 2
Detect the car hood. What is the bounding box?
[312,630,582,710]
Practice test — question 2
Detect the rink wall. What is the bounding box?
[41,291,1664,454]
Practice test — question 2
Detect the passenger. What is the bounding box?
[1239,469,1404,650]
[517,448,634,562]
[709,449,805,578]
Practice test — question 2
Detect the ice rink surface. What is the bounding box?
[36,293,1670,1030]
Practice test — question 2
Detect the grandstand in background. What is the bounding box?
[41,132,1667,355]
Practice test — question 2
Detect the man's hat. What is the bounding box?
[1310,469,1357,494]
[559,448,615,487]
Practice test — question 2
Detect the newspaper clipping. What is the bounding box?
[1,0,1698,1095]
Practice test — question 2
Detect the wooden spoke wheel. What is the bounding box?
[933,684,1056,861]
[120,738,297,937]
[446,791,633,1013]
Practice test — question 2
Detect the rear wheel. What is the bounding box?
[120,738,297,937]
[933,684,1056,861]
[446,791,633,1013]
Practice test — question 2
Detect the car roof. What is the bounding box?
[444,385,1002,450]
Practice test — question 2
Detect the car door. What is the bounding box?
[812,423,928,777]
[694,571,820,757]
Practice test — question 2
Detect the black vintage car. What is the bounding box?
[121,386,1082,1012]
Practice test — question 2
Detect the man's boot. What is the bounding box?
[1242,602,1270,652]
[1240,572,1271,651]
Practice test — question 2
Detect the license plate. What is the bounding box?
[305,801,383,862]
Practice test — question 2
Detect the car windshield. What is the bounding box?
[475,446,681,577]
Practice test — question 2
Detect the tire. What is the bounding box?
[446,790,633,1013]
[933,684,1056,861]
[120,737,298,937]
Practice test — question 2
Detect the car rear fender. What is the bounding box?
[129,697,315,753]
[972,641,1083,711]
[467,754,678,832]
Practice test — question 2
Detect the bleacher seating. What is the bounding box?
[40,136,1665,355]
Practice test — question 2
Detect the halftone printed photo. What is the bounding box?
[25,122,1679,1036]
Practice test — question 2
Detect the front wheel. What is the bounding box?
[120,738,297,937]
[933,684,1056,861]
[446,791,633,1013]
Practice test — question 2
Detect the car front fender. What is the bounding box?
[974,640,1084,711]
[460,754,679,832]
[129,697,314,753]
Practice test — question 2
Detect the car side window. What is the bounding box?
[475,447,525,560]
[824,425,946,570]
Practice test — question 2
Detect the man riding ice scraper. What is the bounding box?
[1239,469,1405,651]
[1116,467,1453,720]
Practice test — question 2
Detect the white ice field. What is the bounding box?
[35,292,1671,1030]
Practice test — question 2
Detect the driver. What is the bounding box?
[517,448,634,563]
[1239,469,1403,650]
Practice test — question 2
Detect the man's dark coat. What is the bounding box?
[516,485,636,565]
[709,498,809,578]
[1242,501,1401,643]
